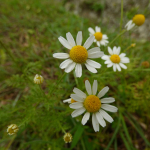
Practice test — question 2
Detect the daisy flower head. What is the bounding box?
[7,124,19,135]
[102,46,130,72]
[125,14,145,31]
[69,80,118,132]
[88,26,109,47]
[53,31,104,78]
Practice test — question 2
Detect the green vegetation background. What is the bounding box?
[0,0,150,149]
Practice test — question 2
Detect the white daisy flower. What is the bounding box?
[102,46,130,72]
[88,26,109,47]
[69,80,118,132]
[53,31,104,78]
[125,14,145,31]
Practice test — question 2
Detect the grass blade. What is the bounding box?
[104,113,121,150]
[120,132,131,150]
[126,114,150,146]
[70,123,84,149]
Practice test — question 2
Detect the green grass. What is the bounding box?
[0,0,150,149]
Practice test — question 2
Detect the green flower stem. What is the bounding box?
[0,40,16,63]
[120,0,124,44]
[49,72,66,96]
[108,29,126,46]
[122,45,132,52]
[38,84,49,101]
[58,121,66,134]
[6,135,17,149]
[105,112,121,150]
[120,0,124,32]
[81,138,86,150]
[74,71,79,86]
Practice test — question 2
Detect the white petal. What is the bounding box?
[113,46,117,54]
[66,32,76,47]
[116,47,121,55]
[119,53,126,58]
[113,64,117,72]
[100,40,108,46]
[65,62,76,73]
[88,47,100,54]
[104,60,112,64]
[85,63,97,73]
[71,107,86,118]
[75,64,82,77]
[119,63,127,69]
[76,31,82,45]
[83,35,95,49]
[60,59,73,69]
[101,104,118,112]
[63,98,71,103]
[69,102,83,109]
[128,23,135,30]
[125,20,132,28]
[121,57,130,63]
[85,80,92,95]
[88,51,104,58]
[81,112,90,125]
[99,109,114,123]
[88,27,95,34]
[101,97,115,103]
[108,47,113,55]
[53,53,69,59]
[86,59,101,68]
[97,86,109,98]
[107,63,113,68]
[73,88,87,99]
[116,64,121,71]
[125,20,135,30]
[96,41,100,47]
[102,35,108,39]
[70,94,85,102]
[95,26,101,32]
[95,112,106,127]
[92,113,99,132]
[58,36,72,49]
[102,55,110,60]
[92,80,98,95]
[102,40,109,44]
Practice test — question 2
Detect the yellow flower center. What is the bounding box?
[94,32,103,41]
[71,99,76,103]
[110,54,120,63]
[69,46,88,63]
[84,95,101,113]
[36,76,42,79]
[132,14,145,26]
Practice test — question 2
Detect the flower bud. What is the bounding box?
[34,74,44,84]
[7,124,19,135]
[63,133,73,143]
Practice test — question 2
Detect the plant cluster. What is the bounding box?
[0,0,150,150]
